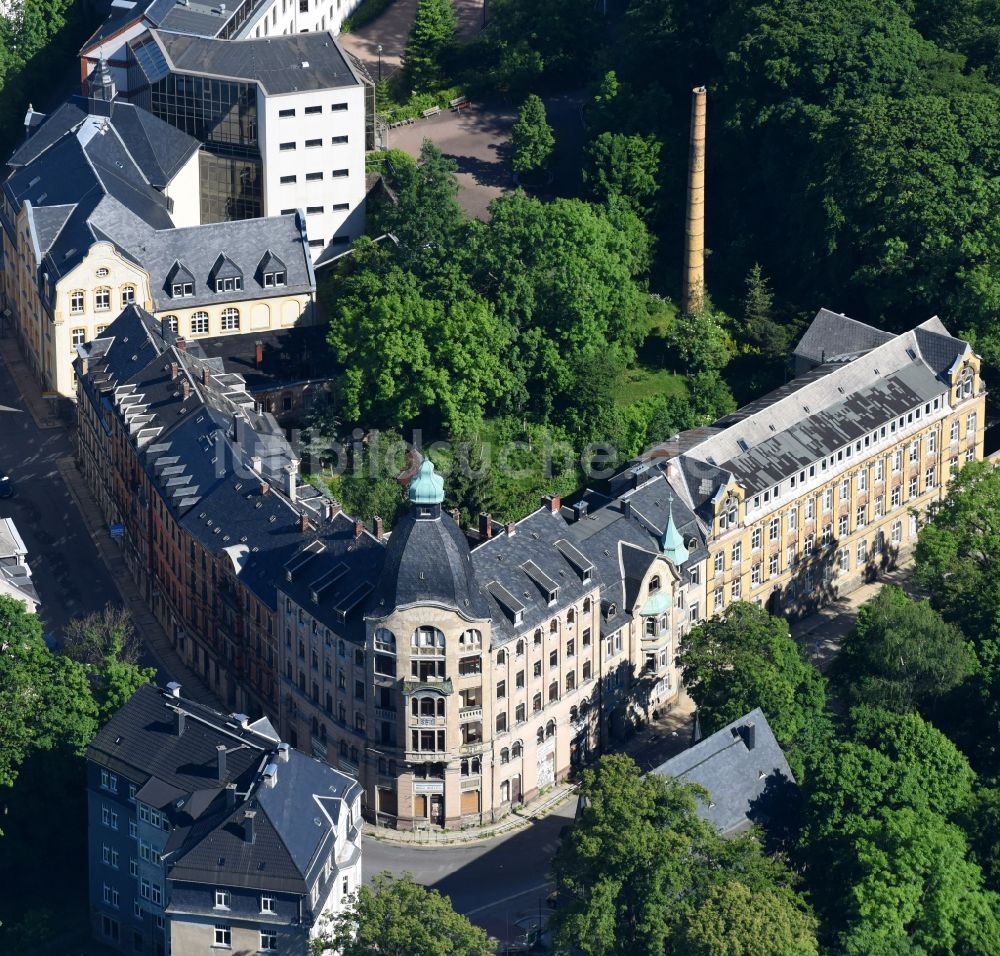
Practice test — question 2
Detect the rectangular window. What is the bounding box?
[306,172,323,181]
[875,459,884,482]
[769,517,780,541]
[910,440,920,463]
[803,535,814,556]
[72,328,86,347]
[908,476,918,498]
[306,205,324,214]
[331,168,349,177]
[305,138,322,147]
[714,552,724,575]
[95,288,111,311]
[928,431,937,453]
[858,469,868,492]
[280,175,297,184]
[823,488,832,512]
[214,924,231,947]
[305,104,322,114]
[838,547,850,573]
[821,524,832,545]
[732,542,741,565]
[805,498,814,520]
[714,587,724,610]
[331,102,348,111]
[967,412,977,436]
[768,553,779,578]
[891,519,902,544]
[279,108,296,117]
[70,291,85,313]
[925,466,936,489]
[731,580,742,601]
[856,505,867,528]
[858,539,868,564]
[751,564,762,586]
[215,889,230,909]
[191,315,208,335]
[260,931,278,951]
[279,142,296,151]
[751,527,761,550]
[891,486,901,508]
[331,135,349,144]
[331,202,350,211]
[951,420,960,442]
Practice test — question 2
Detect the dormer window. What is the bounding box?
[263,271,286,288]
[648,576,661,594]
[172,282,193,297]
[215,276,243,293]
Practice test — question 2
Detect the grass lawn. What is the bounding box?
[618,366,688,405]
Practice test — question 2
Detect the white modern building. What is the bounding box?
[124,29,369,262]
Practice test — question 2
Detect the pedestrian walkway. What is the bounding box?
[0,335,60,430]
[56,454,222,708]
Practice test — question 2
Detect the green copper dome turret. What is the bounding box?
[408,459,444,506]
[660,496,689,566]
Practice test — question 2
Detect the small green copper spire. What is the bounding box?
[660,494,689,565]
[408,459,444,505]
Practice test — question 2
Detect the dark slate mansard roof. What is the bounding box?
[89,684,360,898]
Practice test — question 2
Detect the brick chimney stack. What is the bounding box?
[181,380,190,401]
[373,516,384,541]
[175,337,187,353]
[479,512,493,539]
[354,519,364,539]
[255,340,263,369]
[683,86,707,315]
[170,361,178,380]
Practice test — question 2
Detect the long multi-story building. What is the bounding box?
[87,682,362,956]
[1,70,318,398]
[75,306,987,831]
[629,309,985,617]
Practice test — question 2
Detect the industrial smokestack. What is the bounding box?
[683,86,707,316]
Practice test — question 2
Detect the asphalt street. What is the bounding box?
[0,346,121,641]
[363,797,577,941]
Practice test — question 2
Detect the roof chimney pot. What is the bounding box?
[216,744,227,781]
[181,380,190,401]
[170,362,178,381]
[277,742,290,763]
[243,809,256,844]
[175,337,186,353]
[166,681,182,698]
[479,512,492,539]
[298,512,309,534]
[354,519,364,539]
[373,515,384,541]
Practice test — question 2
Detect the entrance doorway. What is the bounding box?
[430,794,444,825]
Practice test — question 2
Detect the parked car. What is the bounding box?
[0,469,14,498]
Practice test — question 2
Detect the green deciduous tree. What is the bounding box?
[583,132,661,217]
[553,754,815,956]
[511,94,555,175]
[402,0,457,92]
[915,460,1000,649]
[679,602,828,769]
[675,880,819,956]
[63,604,141,667]
[834,585,976,715]
[0,595,98,789]
[314,872,493,956]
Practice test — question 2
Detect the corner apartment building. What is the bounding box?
[87,682,362,956]
[277,463,707,830]
[629,310,986,617]
[124,30,368,259]
[0,73,316,397]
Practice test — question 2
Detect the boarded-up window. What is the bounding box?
[378,787,397,816]
[461,789,480,815]
[413,794,428,818]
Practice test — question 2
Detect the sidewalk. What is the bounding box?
[0,335,60,429]
[57,453,223,709]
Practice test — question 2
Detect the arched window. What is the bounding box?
[570,706,578,722]
[648,576,661,594]
[163,315,179,332]
[221,307,240,331]
[534,629,543,646]
[311,717,319,735]
[512,741,522,758]
[95,267,109,278]
[567,608,575,625]
[583,597,591,614]
[374,628,396,653]
[549,619,558,634]
[338,639,346,658]
[412,626,445,650]
[566,672,576,692]
[546,720,556,738]
[497,649,507,667]
[94,287,111,311]
[548,681,558,702]
[120,285,136,308]
[516,639,524,657]
[190,311,209,335]
[460,629,482,648]
[500,748,510,765]
[537,727,545,745]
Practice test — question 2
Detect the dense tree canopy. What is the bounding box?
[402,0,457,92]
[834,585,976,715]
[679,602,828,770]
[511,94,555,175]
[0,596,98,790]
[552,754,817,956]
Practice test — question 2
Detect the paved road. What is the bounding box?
[363,797,576,940]
[0,342,120,641]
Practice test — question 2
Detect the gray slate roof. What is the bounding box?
[2,97,199,282]
[793,308,894,368]
[88,201,316,310]
[147,29,362,95]
[651,708,795,836]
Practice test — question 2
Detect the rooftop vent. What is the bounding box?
[301,60,310,68]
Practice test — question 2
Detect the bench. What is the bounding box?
[449,95,470,111]
[421,106,441,118]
